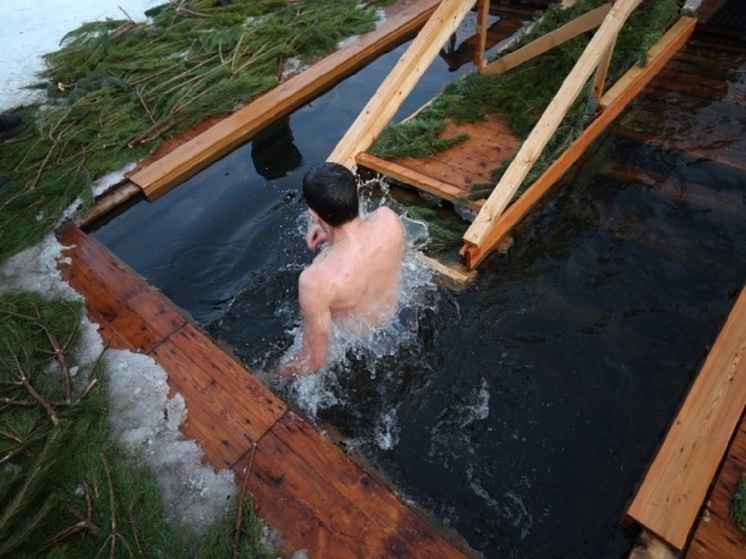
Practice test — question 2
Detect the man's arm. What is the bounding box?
[274,269,332,377]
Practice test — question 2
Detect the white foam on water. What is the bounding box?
[273,184,438,448]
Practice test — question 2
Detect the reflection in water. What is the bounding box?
[251,117,303,180]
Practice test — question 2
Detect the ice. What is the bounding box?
[0,230,237,536]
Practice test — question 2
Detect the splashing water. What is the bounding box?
[268,177,439,448]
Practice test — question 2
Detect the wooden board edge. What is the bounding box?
[416,253,476,289]
[356,152,482,211]
[624,284,746,550]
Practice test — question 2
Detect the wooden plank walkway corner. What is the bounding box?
[625,284,746,552]
[56,221,470,558]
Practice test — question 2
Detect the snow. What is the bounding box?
[0,2,241,536]
[0,0,161,111]
[0,224,238,536]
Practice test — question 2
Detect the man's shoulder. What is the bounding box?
[369,206,403,233]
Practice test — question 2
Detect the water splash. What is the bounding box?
[268,180,439,448]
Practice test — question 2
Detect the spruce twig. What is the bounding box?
[42,483,99,550]
[2,340,60,426]
[97,452,134,559]
[232,442,257,559]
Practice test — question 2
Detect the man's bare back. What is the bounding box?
[304,207,404,331]
[274,163,404,377]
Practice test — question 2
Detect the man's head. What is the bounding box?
[302,162,359,227]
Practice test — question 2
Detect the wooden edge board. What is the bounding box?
[75,180,141,228]
[625,284,746,550]
[416,253,476,289]
[461,16,696,270]
[128,0,441,201]
[356,152,483,211]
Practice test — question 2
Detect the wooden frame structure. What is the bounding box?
[329,0,695,271]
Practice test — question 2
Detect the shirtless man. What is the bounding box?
[275,162,405,377]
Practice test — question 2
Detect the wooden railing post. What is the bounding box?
[474,0,491,70]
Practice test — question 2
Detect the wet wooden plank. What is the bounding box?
[243,412,468,559]
[130,0,442,200]
[686,417,746,558]
[357,118,519,209]
[151,324,287,466]
[626,284,746,550]
[57,221,186,353]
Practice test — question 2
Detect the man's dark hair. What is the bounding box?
[302,162,359,227]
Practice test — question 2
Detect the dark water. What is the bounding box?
[92,27,746,559]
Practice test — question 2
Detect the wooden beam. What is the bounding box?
[463,0,643,251]
[128,0,441,200]
[355,152,483,212]
[481,3,612,76]
[461,16,696,269]
[626,283,746,550]
[474,0,491,70]
[328,0,478,169]
[590,35,616,103]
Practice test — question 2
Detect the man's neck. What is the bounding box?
[326,217,362,246]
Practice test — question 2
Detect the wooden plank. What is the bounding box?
[461,16,696,269]
[329,0,479,168]
[626,284,746,550]
[356,152,482,211]
[150,325,286,461]
[481,3,612,76]
[245,412,467,559]
[686,417,746,558]
[75,181,141,228]
[129,0,442,200]
[57,221,187,353]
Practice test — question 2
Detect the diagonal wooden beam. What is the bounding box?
[463,0,643,252]
[481,2,612,76]
[328,0,478,169]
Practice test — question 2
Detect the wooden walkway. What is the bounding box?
[56,221,471,558]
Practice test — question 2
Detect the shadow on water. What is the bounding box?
[91,25,746,559]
